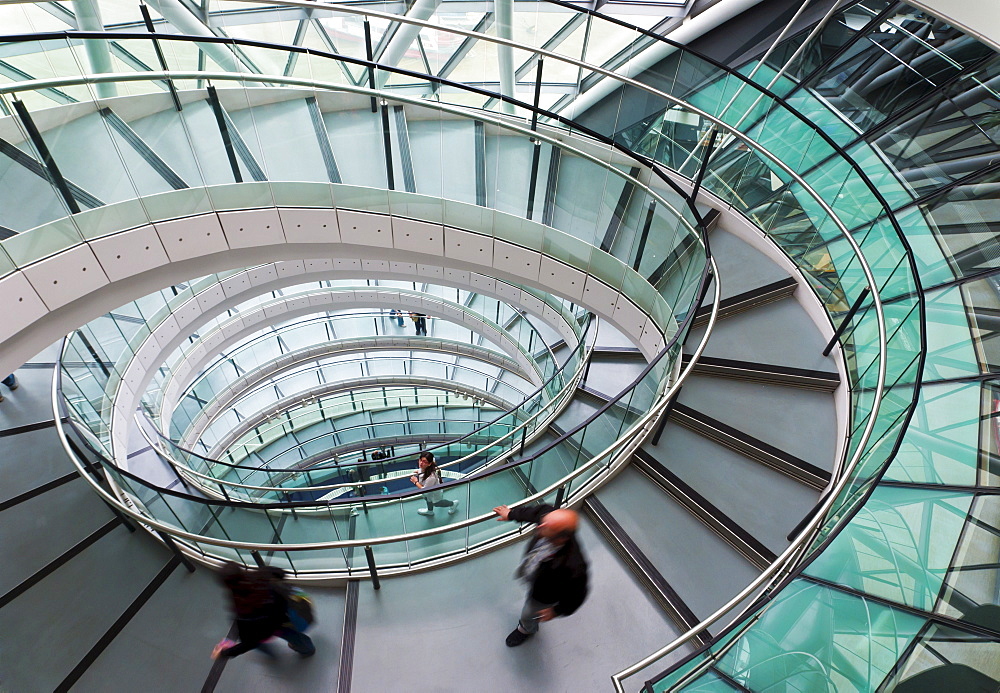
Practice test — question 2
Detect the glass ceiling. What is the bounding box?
[0,0,690,112]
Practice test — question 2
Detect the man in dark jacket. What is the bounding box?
[492,503,589,647]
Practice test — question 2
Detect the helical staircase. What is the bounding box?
[1,0,999,691]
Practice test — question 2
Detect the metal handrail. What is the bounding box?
[1,6,923,685]
[156,421,517,499]
[161,286,572,437]
[13,26,894,663]
[188,357,533,454]
[53,257,717,561]
[140,342,591,498]
[176,336,528,443]
[141,316,592,487]
[0,4,917,256]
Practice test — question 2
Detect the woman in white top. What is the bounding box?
[410,451,460,517]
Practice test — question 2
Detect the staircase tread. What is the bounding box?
[595,466,762,621]
[0,478,116,596]
[687,299,835,372]
[0,427,79,505]
[0,527,172,692]
[582,358,647,401]
[643,423,820,555]
[676,375,837,472]
[686,355,839,382]
[0,364,59,430]
[707,230,792,301]
[633,448,777,566]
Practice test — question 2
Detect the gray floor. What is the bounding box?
[214,586,348,692]
[70,567,230,693]
[350,520,691,693]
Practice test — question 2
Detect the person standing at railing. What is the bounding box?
[410,312,428,336]
[211,562,315,660]
[410,451,459,516]
[0,373,17,403]
[389,308,406,327]
[492,504,589,647]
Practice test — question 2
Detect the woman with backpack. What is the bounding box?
[212,562,316,659]
[410,451,460,517]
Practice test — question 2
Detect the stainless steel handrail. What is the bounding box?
[52,259,718,566]
[140,341,592,498]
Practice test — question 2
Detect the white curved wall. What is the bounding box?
[0,205,669,375]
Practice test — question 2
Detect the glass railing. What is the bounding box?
[0,0,720,600]
[0,4,921,659]
[135,312,593,502]
[7,0,981,686]
[163,290,562,443]
[176,337,531,451]
[190,422,521,504]
[55,263,711,576]
[0,39,699,330]
[60,269,584,455]
[200,357,532,459]
[172,410,518,504]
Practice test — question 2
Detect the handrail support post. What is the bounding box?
[364,545,380,589]
[157,530,197,573]
[824,287,871,356]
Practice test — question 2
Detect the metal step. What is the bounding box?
[669,403,831,490]
[691,276,798,328]
[591,346,644,357]
[633,448,777,571]
[583,496,711,647]
[681,354,839,391]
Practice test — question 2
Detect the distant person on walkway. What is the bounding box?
[410,451,459,516]
[212,562,315,659]
[492,504,588,647]
[389,308,405,327]
[410,312,428,336]
[0,374,17,403]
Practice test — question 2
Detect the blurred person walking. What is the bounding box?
[0,373,18,403]
[212,562,315,659]
[492,504,588,646]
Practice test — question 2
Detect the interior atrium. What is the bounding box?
[2,0,1000,690]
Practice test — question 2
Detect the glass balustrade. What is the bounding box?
[9,0,1000,687]
[130,313,593,503]
[164,292,565,439]
[56,303,685,576]
[11,0,877,593]
[0,1,927,672]
[2,4,904,656]
[198,357,533,457]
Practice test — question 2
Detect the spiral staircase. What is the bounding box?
[2,0,1000,691]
